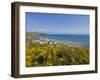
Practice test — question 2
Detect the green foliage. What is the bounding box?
[26,32,40,40]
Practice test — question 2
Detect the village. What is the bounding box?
[26,37,58,45]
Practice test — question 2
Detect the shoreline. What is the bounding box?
[30,38,89,48]
[53,39,89,47]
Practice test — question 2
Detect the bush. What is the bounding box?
[26,42,89,67]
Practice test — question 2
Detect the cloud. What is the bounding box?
[30,20,37,24]
[36,29,49,32]
[59,26,89,34]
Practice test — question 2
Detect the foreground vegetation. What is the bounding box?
[26,32,89,67]
[26,43,89,67]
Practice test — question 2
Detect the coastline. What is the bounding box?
[30,38,89,48]
[49,39,89,47]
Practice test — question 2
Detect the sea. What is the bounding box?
[40,34,89,45]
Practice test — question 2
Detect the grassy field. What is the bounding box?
[26,32,89,67]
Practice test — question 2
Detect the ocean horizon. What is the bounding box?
[40,34,89,45]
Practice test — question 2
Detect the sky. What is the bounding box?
[26,12,89,35]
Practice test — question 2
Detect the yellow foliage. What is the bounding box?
[26,42,89,67]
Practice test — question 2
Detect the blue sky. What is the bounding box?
[26,12,89,35]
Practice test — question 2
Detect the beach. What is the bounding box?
[27,37,89,48]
